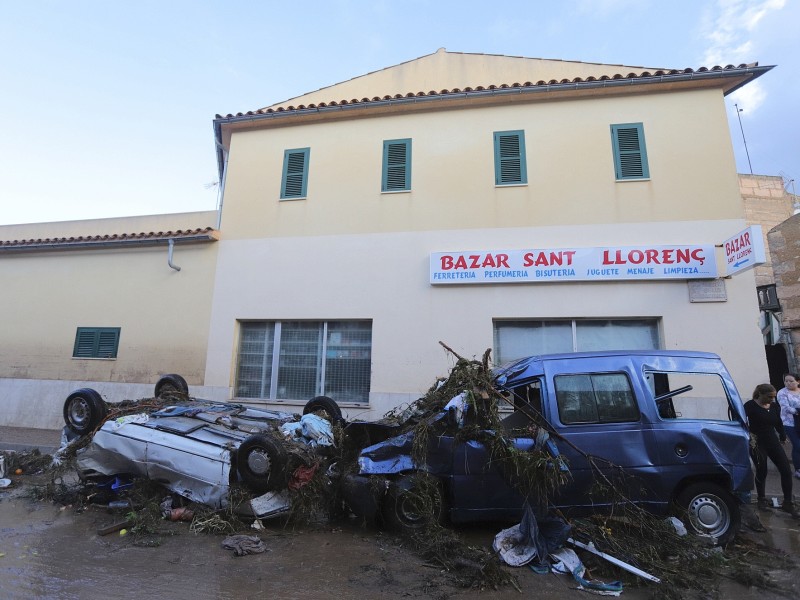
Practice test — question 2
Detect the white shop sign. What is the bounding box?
[430,244,717,285]
[723,226,766,276]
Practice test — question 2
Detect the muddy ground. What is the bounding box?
[1,469,799,600]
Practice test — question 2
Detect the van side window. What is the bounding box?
[645,371,734,421]
[555,373,639,424]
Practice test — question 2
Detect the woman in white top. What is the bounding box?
[777,372,800,478]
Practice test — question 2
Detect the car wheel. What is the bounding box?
[236,434,289,493]
[676,482,740,545]
[154,374,189,398]
[63,388,108,436]
[303,396,343,425]
[382,474,444,533]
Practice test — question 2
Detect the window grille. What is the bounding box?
[236,320,371,403]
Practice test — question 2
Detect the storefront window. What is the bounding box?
[235,320,371,403]
[494,319,659,365]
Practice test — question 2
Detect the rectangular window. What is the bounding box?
[493,319,659,365]
[611,123,649,180]
[493,130,527,185]
[645,371,734,421]
[555,373,640,424]
[73,327,121,359]
[280,147,310,199]
[382,139,411,192]
[235,320,372,403]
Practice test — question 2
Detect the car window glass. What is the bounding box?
[555,373,638,424]
[645,371,734,421]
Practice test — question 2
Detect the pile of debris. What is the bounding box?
[1,344,795,598]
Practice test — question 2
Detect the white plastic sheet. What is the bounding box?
[109,413,150,430]
[280,414,334,447]
[493,523,539,566]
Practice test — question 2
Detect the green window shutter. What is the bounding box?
[494,130,527,185]
[611,123,649,179]
[280,148,310,199]
[97,329,120,358]
[382,139,411,192]
[73,329,97,358]
[73,327,120,358]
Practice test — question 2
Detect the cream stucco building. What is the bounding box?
[0,50,774,429]
[0,212,219,428]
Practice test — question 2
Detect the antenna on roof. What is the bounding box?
[734,103,753,175]
[780,171,798,213]
[779,171,795,193]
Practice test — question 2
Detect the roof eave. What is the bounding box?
[0,230,220,254]
[212,64,774,176]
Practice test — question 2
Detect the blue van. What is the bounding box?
[342,350,754,544]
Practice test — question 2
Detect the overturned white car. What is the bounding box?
[62,375,342,518]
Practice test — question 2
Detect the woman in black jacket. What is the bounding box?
[745,383,799,516]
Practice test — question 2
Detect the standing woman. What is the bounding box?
[778,373,800,479]
[744,383,799,516]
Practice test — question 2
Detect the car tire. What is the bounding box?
[154,374,189,398]
[676,482,740,545]
[237,434,289,493]
[382,474,444,533]
[63,388,108,436]
[303,396,343,425]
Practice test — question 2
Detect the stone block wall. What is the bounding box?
[740,174,797,286]
[768,213,800,369]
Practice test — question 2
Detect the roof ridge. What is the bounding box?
[217,63,767,120]
[432,49,667,70]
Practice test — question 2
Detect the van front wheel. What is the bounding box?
[676,482,740,545]
[382,474,444,533]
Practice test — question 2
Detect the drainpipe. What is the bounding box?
[215,143,229,230]
[167,239,181,271]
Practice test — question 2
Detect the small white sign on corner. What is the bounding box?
[723,226,766,276]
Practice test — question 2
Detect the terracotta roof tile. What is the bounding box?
[214,64,761,120]
[0,227,219,252]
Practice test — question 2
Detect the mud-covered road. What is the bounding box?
[2,471,799,600]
